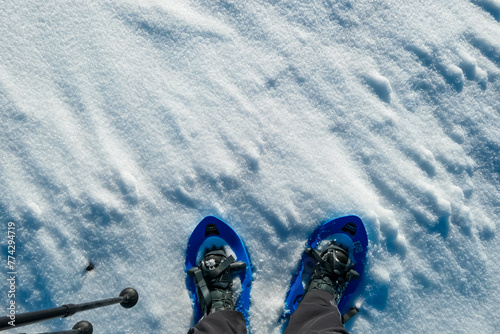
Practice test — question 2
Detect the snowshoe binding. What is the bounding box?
[187,249,246,316]
[282,216,368,328]
[305,242,360,304]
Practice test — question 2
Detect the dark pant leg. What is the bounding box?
[187,310,247,334]
[284,290,349,334]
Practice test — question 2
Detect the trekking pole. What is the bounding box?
[33,320,93,334]
[0,288,138,331]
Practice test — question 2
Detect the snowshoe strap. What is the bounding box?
[305,247,359,281]
[305,248,337,276]
[188,254,238,314]
[192,268,212,309]
[341,307,359,324]
[203,255,236,279]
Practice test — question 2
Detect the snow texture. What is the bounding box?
[0,0,499,333]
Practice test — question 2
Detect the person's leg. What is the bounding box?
[188,310,247,334]
[285,241,360,333]
[283,290,348,334]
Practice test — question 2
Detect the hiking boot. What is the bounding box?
[305,242,360,303]
[188,249,246,316]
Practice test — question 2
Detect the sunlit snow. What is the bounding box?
[1,0,499,333]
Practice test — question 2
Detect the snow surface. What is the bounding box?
[1,0,499,333]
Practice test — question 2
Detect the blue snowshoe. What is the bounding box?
[185,216,253,325]
[283,215,368,325]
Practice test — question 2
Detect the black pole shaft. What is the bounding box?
[36,320,93,334]
[0,305,73,329]
[0,299,121,330]
[65,296,124,315]
[0,288,137,331]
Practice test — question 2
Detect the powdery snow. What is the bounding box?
[0,0,499,333]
